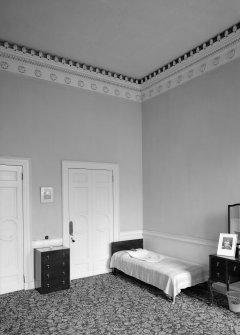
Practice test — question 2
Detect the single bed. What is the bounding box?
[110,239,208,303]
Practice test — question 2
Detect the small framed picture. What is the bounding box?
[40,187,54,203]
[217,233,238,257]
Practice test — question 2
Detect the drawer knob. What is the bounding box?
[62,280,65,284]
[46,283,50,288]
[62,271,65,275]
[234,265,237,271]
[46,273,50,279]
[62,261,65,266]
[46,264,50,269]
[217,272,220,277]
[217,262,220,267]
[46,255,50,260]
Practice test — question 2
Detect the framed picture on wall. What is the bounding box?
[217,233,237,257]
[40,187,54,203]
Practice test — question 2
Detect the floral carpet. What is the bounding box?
[0,272,239,335]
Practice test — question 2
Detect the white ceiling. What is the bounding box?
[0,0,240,78]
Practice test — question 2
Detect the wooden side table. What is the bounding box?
[209,254,240,304]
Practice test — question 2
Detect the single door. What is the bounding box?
[0,165,24,294]
[68,169,113,279]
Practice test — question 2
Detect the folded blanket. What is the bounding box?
[126,249,164,263]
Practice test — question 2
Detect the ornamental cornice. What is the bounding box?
[0,45,142,102]
[0,21,240,102]
[141,25,240,101]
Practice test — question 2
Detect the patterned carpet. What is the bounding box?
[0,272,240,335]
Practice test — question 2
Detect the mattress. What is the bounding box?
[110,249,208,302]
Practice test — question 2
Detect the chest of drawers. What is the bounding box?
[34,246,70,294]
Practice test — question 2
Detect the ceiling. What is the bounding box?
[0,0,240,79]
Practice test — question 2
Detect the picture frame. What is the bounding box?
[40,186,54,203]
[217,233,238,257]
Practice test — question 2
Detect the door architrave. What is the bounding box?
[62,160,119,248]
[0,157,32,290]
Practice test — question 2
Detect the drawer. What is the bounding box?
[211,257,225,271]
[41,259,69,272]
[41,251,70,265]
[41,268,69,281]
[211,270,225,282]
[210,257,225,282]
[228,262,240,275]
[40,282,70,294]
[42,276,69,287]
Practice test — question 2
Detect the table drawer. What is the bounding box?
[210,257,225,282]
[211,257,225,270]
[211,270,225,282]
[228,262,240,275]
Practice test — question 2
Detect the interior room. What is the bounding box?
[1,1,240,334]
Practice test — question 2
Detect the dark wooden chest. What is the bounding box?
[34,246,70,294]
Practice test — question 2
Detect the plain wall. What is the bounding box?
[142,58,240,241]
[0,71,143,240]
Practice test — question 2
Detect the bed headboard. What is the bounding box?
[111,239,143,256]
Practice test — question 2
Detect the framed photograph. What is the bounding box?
[40,187,54,203]
[217,233,238,257]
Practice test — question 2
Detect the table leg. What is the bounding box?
[208,279,214,305]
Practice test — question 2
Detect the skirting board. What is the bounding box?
[143,230,217,267]
[24,281,35,290]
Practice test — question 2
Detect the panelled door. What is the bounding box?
[68,168,114,279]
[0,165,24,294]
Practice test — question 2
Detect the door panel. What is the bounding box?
[69,169,91,279]
[92,170,113,274]
[68,169,113,279]
[0,165,24,294]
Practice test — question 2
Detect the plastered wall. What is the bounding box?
[0,71,143,240]
[142,58,240,241]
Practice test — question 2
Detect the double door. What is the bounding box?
[67,168,114,279]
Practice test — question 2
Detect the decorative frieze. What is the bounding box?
[0,46,141,102]
[0,21,240,102]
[141,25,240,101]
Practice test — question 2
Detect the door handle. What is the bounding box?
[69,221,75,242]
[69,221,73,236]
